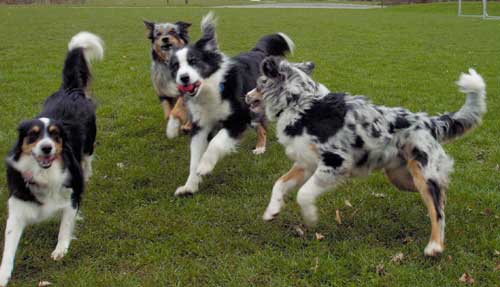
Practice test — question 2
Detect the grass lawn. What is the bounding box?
[0,2,499,286]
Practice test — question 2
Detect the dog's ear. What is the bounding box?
[143,20,155,31]
[143,20,155,40]
[261,56,282,79]
[175,21,192,44]
[11,120,31,161]
[195,12,218,51]
[293,61,316,75]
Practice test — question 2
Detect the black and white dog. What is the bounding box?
[144,19,193,138]
[246,57,486,256]
[169,12,294,196]
[0,32,103,286]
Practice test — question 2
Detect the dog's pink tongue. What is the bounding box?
[178,84,195,94]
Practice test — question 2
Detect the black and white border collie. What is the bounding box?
[144,19,193,138]
[246,57,486,256]
[0,32,104,286]
[169,12,294,196]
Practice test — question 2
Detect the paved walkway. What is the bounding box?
[215,3,381,9]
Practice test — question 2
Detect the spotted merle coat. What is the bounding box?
[246,57,486,257]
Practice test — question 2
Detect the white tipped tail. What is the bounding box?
[433,69,487,143]
[68,31,104,63]
[201,11,217,32]
[455,68,487,122]
[278,32,295,55]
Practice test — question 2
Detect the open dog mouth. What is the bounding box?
[177,81,201,97]
[161,43,172,51]
[34,154,56,169]
[249,99,262,112]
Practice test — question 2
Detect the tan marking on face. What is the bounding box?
[48,125,63,156]
[153,27,185,62]
[21,126,41,155]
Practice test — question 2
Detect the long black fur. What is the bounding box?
[7,46,95,208]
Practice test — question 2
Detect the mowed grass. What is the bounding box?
[0,3,499,286]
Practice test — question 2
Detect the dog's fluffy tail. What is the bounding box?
[253,32,295,57]
[63,31,104,92]
[432,69,486,143]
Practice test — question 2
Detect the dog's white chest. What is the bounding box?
[188,86,231,127]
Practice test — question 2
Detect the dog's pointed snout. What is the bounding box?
[41,145,52,154]
[180,74,190,85]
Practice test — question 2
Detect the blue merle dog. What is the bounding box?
[245,57,486,256]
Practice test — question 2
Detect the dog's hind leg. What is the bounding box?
[263,164,312,221]
[407,159,447,256]
[0,199,28,287]
[403,130,452,256]
[51,205,78,261]
[196,129,239,176]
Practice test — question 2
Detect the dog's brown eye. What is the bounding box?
[27,130,39,143]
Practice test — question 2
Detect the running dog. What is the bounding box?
[169,12,294,196]
[144,19,193,138]
[0,32,104,286]
[246,56,486,256]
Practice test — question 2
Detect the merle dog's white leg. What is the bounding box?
[297,171,342,227]
[196,129,239,176]
[175,128,210,196]
[51,206,78,261]
[263,164,313,221]
[0,201,27,287]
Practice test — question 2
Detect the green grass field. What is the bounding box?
[0,2,499,286]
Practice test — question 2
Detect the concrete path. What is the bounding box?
[215,3,381,9]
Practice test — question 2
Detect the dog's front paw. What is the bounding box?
[175,185,197,197]
[51,246,68,261]
[196,160,215,176]
[263,201,282,221]
[424,241,443,257]
[166,118,181,139]
[252,146,266,155]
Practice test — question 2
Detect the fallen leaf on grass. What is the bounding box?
[116,162,125,169]
[313,257,319,273]
[315,232,325,241]
[390,252,404,264]
[38,281,52,287]
[376,263,386,276]
[494,262,500,272]
[448,255,453,262]
[459,273,475,284]
[481,208,493,217]
[335,209,342,225]
[344,200,353,208]
[494,250,500,256]
[294,225,305,237]
[371,192,386,198]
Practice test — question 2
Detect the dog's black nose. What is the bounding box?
[180,74,190,85]
[162,37,170,43]
[41,145,52,154]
